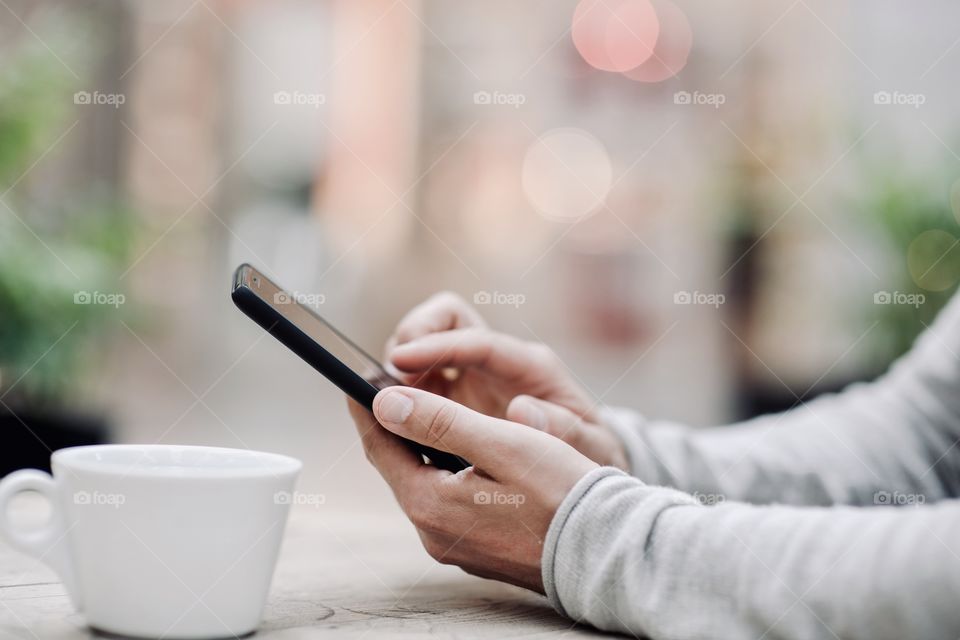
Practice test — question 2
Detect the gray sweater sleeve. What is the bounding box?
[603,292,960,506]
[541,295,960,638]
[543,467,960,639]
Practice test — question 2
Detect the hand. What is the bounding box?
[386,292,590,418]
[346,387,598,592]
[386,292,629,470]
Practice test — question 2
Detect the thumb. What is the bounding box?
[374,387,533,477]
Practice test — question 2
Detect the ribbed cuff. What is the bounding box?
[541,466,627,616]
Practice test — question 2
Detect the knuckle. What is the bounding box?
[421,536,448,562]
[407,505,426,529]
[425,403,459,447]
[405,498,427,527]
[528,343,558,368]
[435,549,456,565]
[408,500,440,532]
[395,489,416,515]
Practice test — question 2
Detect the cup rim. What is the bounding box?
[52,444,302,479]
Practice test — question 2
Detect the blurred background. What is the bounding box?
[2,0,960,511]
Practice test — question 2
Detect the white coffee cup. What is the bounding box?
[0,444,301,639]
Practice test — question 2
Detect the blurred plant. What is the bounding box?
[0,206,138,406]
[0,42,72,185]
[0,24,138,408]
[856,163,960,368]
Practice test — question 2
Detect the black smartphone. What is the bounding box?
[231,263,469,472]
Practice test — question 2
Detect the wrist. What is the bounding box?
[542,466,629,615]
[542,468,698,621]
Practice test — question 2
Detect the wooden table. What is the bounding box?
[0,503,610,639]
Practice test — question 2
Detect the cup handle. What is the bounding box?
[0,469,81,608]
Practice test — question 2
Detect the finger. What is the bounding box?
[345,397,440,495]
[372,387,537,479]
[383,362,442,388]
[390,292,486,347]
[389,328,539,379]
[506,395,585,441]
[506,396,619,469]
[382,357,409,382]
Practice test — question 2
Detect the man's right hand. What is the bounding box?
[385,292,629,470]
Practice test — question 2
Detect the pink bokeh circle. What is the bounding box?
[624,0,692,82]
[572,0,661,73]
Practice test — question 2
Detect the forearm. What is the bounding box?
[603,392,958,506]
[544,467,960,640]
[603,295,960,506]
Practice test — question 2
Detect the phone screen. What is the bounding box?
[241,269,398,390]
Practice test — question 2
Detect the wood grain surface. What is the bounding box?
[0,502,610,639]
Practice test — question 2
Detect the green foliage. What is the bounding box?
[0,205,138,404]
[858,166,960,366]
[0,42,73,185]
[0,28,137,406]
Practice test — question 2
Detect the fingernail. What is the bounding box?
[518,399,547,431]
[378,390,413,423]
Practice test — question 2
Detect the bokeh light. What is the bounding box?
[908,229,960,291]
[522,128,613,222]
[623,0,691,82]
[571,0,660,72]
